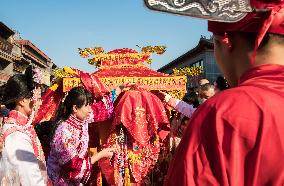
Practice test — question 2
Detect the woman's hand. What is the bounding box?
[98,148,116,159]
[115,83,137,96]
[91,147,117,164]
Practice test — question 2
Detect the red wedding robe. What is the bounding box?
[165,64,284,186]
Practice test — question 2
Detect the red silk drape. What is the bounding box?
[99,90,170,185]
[33,69,109,125]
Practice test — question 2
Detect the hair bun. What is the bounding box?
[24,65,36,91]
[2,74,33,109]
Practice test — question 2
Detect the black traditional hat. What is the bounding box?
[144,0,284,56]
[144,0,253,23]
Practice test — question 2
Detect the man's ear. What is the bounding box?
[227,34,234,52]
[214,32,234,52]
[222,33,234,52]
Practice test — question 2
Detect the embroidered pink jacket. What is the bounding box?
[1,110,46,186]
[167,97,196,118]
[47,96,113,186]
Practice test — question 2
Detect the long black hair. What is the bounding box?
[215,76,230,91]
[1,66,36,110]
[51,86,94,137]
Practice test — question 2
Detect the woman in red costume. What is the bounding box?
[145,0,284,185]
[47,86,116,186]
[1,66,47,185]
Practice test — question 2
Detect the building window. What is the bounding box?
[191,60,203,68]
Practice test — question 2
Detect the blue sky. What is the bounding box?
[0,0,211,72]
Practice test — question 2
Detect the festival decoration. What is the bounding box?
[53,68,74,78]
[53,67,83,92]
[99,90,169,185]
[172,66,204,87]
[35,47,187,185]
[33,67,108,125]
[78,47,187,99]
[172,66,203,77]
[78,46,166,66]
[141,46,166,54]
[77,47,183,185]
[57,66,187,98]
[84,48,177,185]
[62,78,81,92]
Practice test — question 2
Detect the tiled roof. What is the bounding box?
[158,37,213,72]
[16,40,51,61]
[0,22,15,39]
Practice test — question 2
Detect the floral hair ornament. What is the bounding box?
[60,91,70,115]
[30,66,44,102]
[61,91,69,104]
[32,67,44,85]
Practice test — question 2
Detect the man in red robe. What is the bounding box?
[145,0,284,185]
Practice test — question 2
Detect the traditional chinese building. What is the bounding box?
[0,22,20,85]
[0,22,54,86]
[15,40,53,86]
[158,36,221,87]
